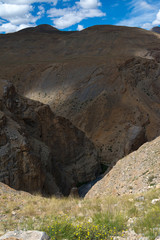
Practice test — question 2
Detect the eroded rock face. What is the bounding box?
[0,80,100,196]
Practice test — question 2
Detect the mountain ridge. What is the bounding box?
[0,24,160,195]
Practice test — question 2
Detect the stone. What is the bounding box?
[155,236,160,240]
[151,199,160,205]
[136,196,145,201]
[0,231,50,240]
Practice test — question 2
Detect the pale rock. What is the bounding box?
[151,199,160,204]
[156,184,160,189]
[155,236,160,240]
[0,231,50,240]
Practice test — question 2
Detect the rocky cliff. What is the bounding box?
[0,25,160,168]
[0,79,100,196]
[86,136,160,198]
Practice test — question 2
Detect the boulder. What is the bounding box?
[0,231,50,240]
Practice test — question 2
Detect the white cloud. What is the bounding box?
[117,0,160,30]
[77,24,84,30]
[0,2,41,29]
[49,8,105,29]
[141,22,153,29]
[152,9,160,25]
[37,5,45,16]
[0,1,52,33]
[77,0,101,9]
[0,22,34,33]
[0,22,18,33]
[129,0,155,14]
[0,0,57,5]
[48,0,105,29]
[0,0,105,33]
[0,3,32,18]
[118,12,156,28]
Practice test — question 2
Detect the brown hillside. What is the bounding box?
[0,25,160,166]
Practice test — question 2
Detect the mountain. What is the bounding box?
[151,26,160,34]
[18,24,60,34]
[86,135,160,198]
[0,79,100,196]
[0,24,160,169]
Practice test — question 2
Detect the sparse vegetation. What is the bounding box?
[1,188,160,239]
[134,196,160,239]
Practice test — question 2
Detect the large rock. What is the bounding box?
[0,231,50,240]
[0,80,100,196]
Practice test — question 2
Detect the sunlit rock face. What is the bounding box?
[86,135,160,198]
[0,80,100,196]
[0,25,160,167]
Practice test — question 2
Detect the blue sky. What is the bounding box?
[0,0,160,33]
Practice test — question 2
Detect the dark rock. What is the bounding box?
[151,26,160,34]
[0,80,100,196]
[69,187,79,198]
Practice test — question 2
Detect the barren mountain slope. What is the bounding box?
[152,26,160,34]
[0,25,160,165]
[0,79,100,196]
[86,136,160,198]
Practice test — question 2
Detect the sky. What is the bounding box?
[0,0,160,33]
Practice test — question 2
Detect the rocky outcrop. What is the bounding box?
[0,231,50,240]
[86,136,160,198]
[0,80,100,196]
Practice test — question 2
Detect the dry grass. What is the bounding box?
[0,187,160,239]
